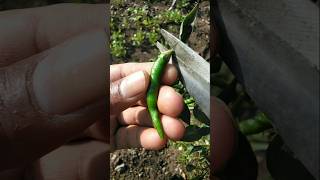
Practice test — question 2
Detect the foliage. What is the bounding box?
[170,136,210,179]
[239,112,273,135]
[179,3,199,42]
[111,30,127,57]
[131,30,145,46]
[110,1,194,59]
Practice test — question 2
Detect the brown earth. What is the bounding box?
[110,148,186,180]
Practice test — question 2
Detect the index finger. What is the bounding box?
[110,62,178,85]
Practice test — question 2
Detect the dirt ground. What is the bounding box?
[110,148,186,180]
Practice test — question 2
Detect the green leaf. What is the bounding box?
[193,105,210,126]
[189,145,205,154]
[181,125,210,142]
[131,30,145,46]
[179,103,191,125]
[191,175,205,180]
[179,3,199,42]
[186,164,196,172]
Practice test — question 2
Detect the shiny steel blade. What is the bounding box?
[160,29,210,118]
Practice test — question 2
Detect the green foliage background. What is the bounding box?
[110,0,199,62]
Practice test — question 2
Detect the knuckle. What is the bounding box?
[110,80,124,105]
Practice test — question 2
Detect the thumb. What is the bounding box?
[110,70,149,115]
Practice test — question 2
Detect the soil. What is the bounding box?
[110,1,210,179]
[110,148,186,180]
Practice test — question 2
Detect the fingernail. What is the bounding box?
[120,71,146,98]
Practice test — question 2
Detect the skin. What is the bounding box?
[147,50,174,139]
[211,97,237,174]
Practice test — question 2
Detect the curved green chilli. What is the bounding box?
[147,49,174,139]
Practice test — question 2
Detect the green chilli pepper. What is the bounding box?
[147,49,174,139]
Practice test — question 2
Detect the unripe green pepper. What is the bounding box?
[147,49,174,139]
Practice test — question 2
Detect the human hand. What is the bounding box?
[0,3,107,176]
[110,62,186,150]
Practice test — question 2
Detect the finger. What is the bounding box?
[118,85,184,126]
[83,118,107,142]
[157,86,184,117]
[117,85,184,130]
[0,32,107,167]
[0,98,106,171]
[211,96,237,173]
[110,62,178,85]
[115,115,185,148]
[136,98,147,106]
[118,106,153,127]
[31,29,107,114]
[110,70,149,115]
[24,140,110,180]
[0,4,108,66]
[119,94,146,107]
[115,125,167,150]
[161,115,185,141]
[134,83,182,108]
[118,104,186,141]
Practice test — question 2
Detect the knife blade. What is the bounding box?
[159,29,210,118]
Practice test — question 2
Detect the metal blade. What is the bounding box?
[215,0,319,178]
[160,29,210,118]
